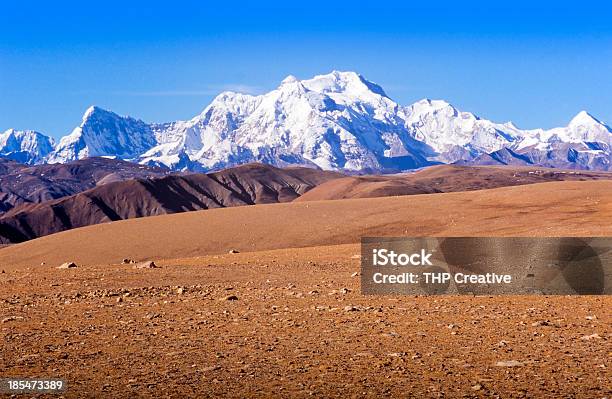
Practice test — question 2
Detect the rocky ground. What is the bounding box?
[1,245,610,398]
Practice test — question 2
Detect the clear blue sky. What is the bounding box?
[1,1,611,138]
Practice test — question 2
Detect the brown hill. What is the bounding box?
[0,163,340,244]
[295,165,612,201]
[0,157,172,213]
[1,180,609,268]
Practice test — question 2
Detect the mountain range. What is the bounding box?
[2,71,610,172]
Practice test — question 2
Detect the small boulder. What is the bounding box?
[228,249,240,254]
[122,258,136,264]
[2,316,23,323]
[134,261,158,269]
[580,333,601,340]
[223,295,239,301]
[494,360,523,367]
[57,262,77,269]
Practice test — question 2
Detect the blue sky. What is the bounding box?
[1,1,611,138]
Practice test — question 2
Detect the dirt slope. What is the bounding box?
[1,180,610,269]
[295,165,612,201]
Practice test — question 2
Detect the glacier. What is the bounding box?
[3,71,611,172]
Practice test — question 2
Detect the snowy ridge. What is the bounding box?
[3,71,611,171]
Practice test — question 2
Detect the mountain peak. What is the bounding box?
[48,105,157,164]
[280,75,299,85]
[0,128,55,164]
[329,70,360,81]
[82,105,115,123]
[568,110,602,127]
[302,70,388,98]
[83,105,101,116]
[1,128,49,140]
[411,98,456,113]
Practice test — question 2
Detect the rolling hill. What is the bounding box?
[0,179,609,268]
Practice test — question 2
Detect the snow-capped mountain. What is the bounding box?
[3,71,611,172]
[0,129,55,164]
[48,106,157,163]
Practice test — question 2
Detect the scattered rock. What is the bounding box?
[350,272,360,277]
[116,297,123,303]
[580,333,601,340]
[134,261,158,269]
[494,360,524,367]
[344,305,358,312]
[57,262,77,269]
[2,316,24,323]
[177,287,185,295]
[350,254,361,259]
[228,249,240,254]
[531,320,551,327]
[471,384,483,391]
[122,258,136,264]
[16,354,40,363]
[383,332,400,338]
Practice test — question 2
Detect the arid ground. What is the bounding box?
[1,180,611,398]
